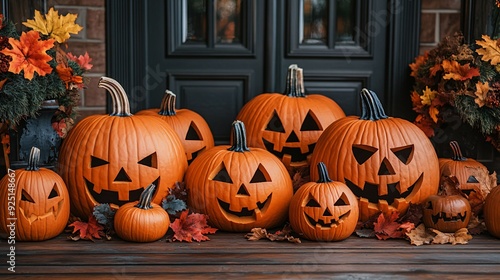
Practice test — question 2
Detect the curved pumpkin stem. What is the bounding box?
[228,120,250,152]
[158,90,177,116]
[26,146,40,171]
[284,64,306,98]
[450,141,467,161]
[135,184,156,210]
[360,88,388,121]
[98,77,132,117]
[316,162,333,183]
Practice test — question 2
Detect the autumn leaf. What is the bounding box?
[420,86,437,106]
[409,52,428,77]
[56,63,83,89]
[245,224,301,243]
[0,30,54,80]
[67,52,93,70]
[474,81,490,108]
[0,78,6,90]
[68,215,104,241]
[23,8,83,43]
[373,212,414,240]
[169,210,217,242]
[406,224,434,246]
[476,34,500,65]
[431,228,472,245]
[429,63,442,77]
[441,60,480,81]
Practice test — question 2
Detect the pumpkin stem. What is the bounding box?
[98,77,133,117]
[158,90,177,116]
[360,88,388,121]
[316,162,333,183]
[450,141,467,161]
[135,184,156,210]
[284,64,306,97]
[26,146,40,171]
[228,120,250,152]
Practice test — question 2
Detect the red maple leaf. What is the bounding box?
[373,212,414,240]
[170,210,217,242]
[68,215,104,241]
[67,51,93,70]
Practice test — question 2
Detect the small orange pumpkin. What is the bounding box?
[310,88,440,221]
[289,162,359,241]
[236,64,345,168]
[422,194,471,233]
[0,147,70,241]
[484,185,500,238]
[185,120,293,232]
[114,184,170,242]
[136,90,214,163]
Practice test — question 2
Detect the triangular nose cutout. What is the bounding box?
[237,184,250,196]
[114,168,132,182]
[323,207,333,217]
[378,158,395,175]
[286,131,300,143]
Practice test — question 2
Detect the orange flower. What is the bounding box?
[0,30,54,80]
[56,63,83,89]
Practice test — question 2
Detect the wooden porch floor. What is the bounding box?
[2,232,500,279]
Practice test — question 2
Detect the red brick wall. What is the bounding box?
[48,0,106,120]
[419,0,462,54]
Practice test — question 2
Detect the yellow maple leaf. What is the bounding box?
[442,60,480,81]
[23,8,82,43]
[474,81,490,108]
[476,34,500,65]
[420,86,437,106]
[429,106,439,123]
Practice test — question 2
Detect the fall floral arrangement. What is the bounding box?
[410,32,500,151]
[0,8,92,138]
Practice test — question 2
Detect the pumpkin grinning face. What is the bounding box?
[19,184,66,224]
[303,193,352,229]
[423,194,471,232]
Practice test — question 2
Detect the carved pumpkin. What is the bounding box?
[236,64,345,168]
[310,88,440,221]
[422,194,471,233]
[185,120,293,232]
[289,162,359,241]
[114,184,170,242]
[439,141,491,197]
[136,90,214,163]
[484,185,500,238]
[58,77,188,219]
[0,147,70,241]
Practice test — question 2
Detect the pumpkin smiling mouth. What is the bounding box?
[262,138,315,163]
[84,177,160,207]
[304,210,351,228]
[20,199,65,224]
[431,212,468,224]
[345,173,423,205]
[217,193,272,221]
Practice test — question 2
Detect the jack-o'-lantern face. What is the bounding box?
[423,195,471,233]
[302,191,353,229]
[19,183,68,226]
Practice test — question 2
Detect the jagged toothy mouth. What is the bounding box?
[84,177,160,207]
[431,212,468,224]
[217,193,272,219]
[262,138,315,162]
[304,210,351,228]
[19,199,65,224]
[345,173,423,205]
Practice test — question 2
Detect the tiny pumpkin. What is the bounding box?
[136,90,214,163]
[484,185,500,238]
[289,162,359,241]
[422,194,471,233]
[310,88,440,221]
[0,147,70,241]
[185,120,293,232]
[114,184,170,242]
[236,64,345,168]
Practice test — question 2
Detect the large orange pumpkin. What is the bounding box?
[236,64,345,168]
[0,147,70,241]
[136,90,214,163]
[310,88,440,221]
[484,185,500,238]
[289,162,359,241]
[58,77,188,219]
[185,120,293,232]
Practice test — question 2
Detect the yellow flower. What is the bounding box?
[23,8,82,43]
[420,86,437,106]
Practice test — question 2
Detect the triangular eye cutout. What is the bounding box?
[305,196,321,207]
[391,145,414,165]
[21,189,35,203]
[91,156,109,168]
[48,184,59,199]
[138,152,158,168]
[300,110,322,131]
[265,110,285,133]
[186,121,203,140]
[467,175,479,183]
[352,144,378,165]
[250,164,271,183]
[334,193,350,206]
[212,163,233,183]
